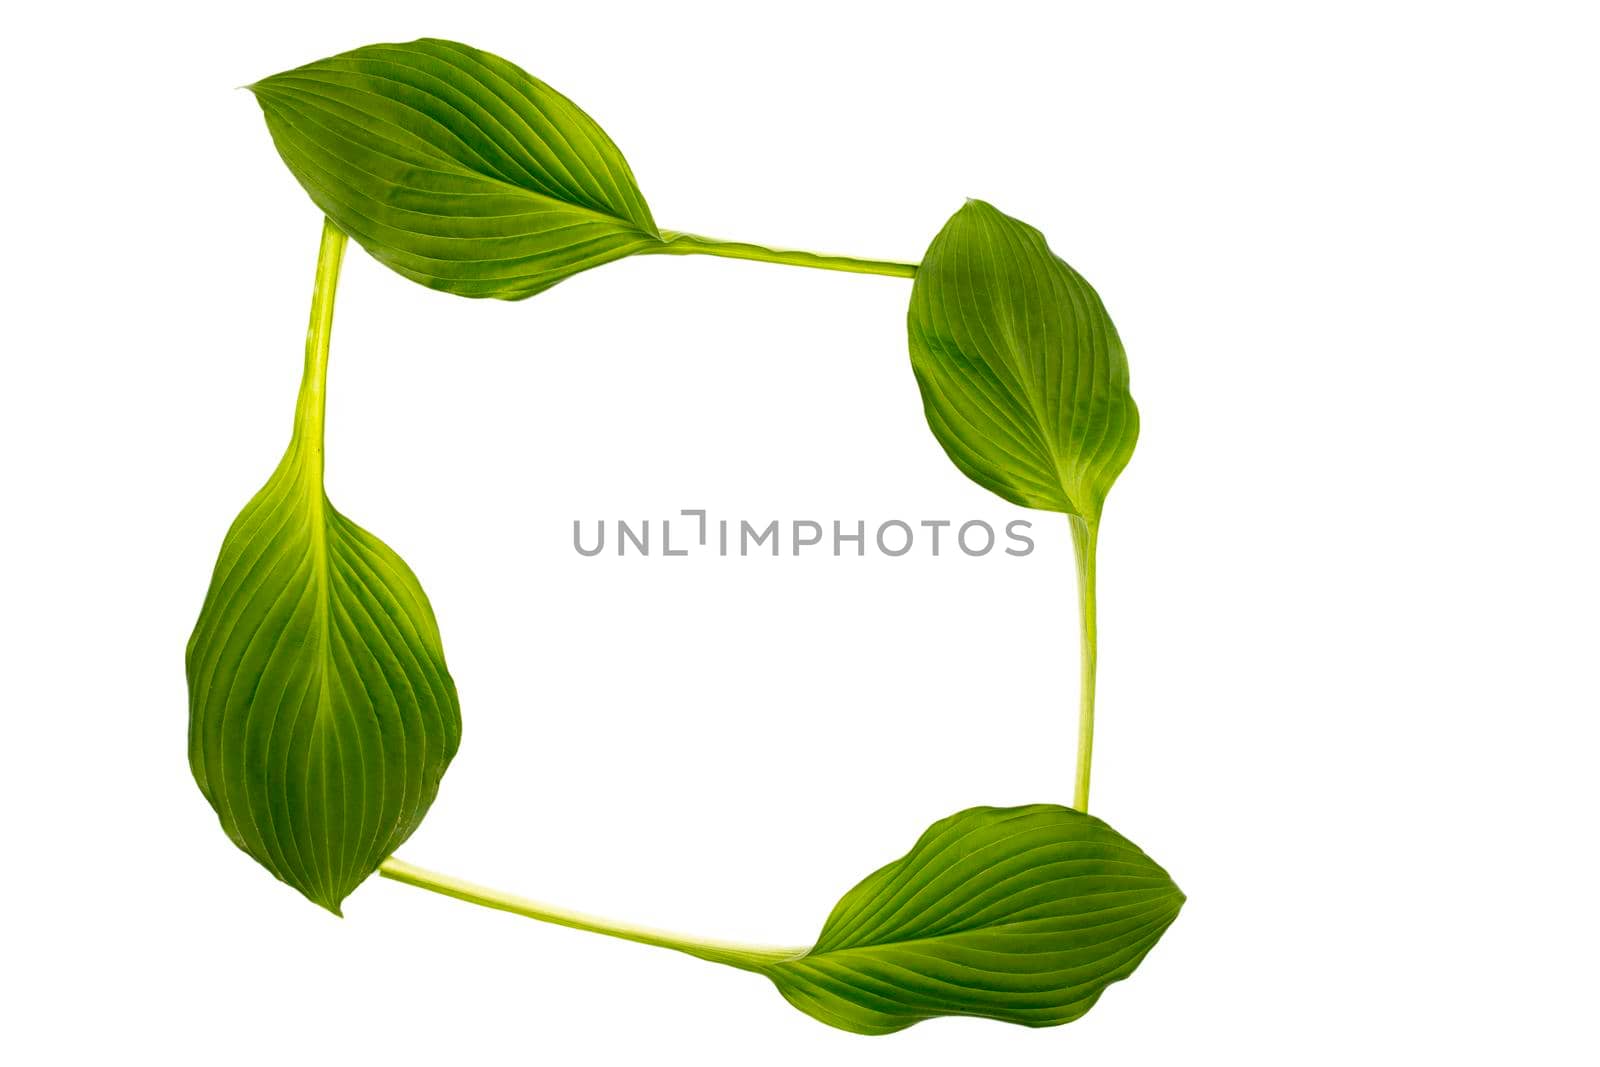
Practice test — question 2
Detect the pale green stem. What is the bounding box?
[1069,514,1099,812]
[378,857,805,972]
[655,229,918,279]
[292,218,348,480]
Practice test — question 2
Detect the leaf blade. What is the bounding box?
[250,39,660,300]
[907,201,1139,518]
[761,805,1181,1034]
[186,442,461,914]
[186,223,461,912]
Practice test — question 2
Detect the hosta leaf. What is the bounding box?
[382,804,1181,1033]
[758,804,1182,1034]
[187,222,460,913]
[907,200,1139,519]
[250,38,661,300]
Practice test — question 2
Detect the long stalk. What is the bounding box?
[291,219,347,486]
[1069,515,1099,812]
[378,858,804,971]
[655,230,918,279]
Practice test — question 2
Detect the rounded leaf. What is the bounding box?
[187,222,460,913]
[908,200,1139,518]
[763,804,1183,1034]
[250,38,661,299]
[186,447,461,913]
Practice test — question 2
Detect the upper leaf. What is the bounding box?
[907,201,1139,518]
[250,39,661,299]
[186,224,461,913]
[761,804,1182,1034]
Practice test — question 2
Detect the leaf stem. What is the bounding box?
[292,218,348,482]
[378,857,805,972]
[1069,515,1099,812]
[655,230,918,279]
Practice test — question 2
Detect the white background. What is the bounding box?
[3,2,1597,1063]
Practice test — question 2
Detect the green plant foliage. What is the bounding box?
[383,804,1182,1034]
[907,200,1139,520]
[205,45,1178,1035]
[250,39,660,299]
[250,39,922,296]
[759,804,1182,1034]
[187,222,461,913]
[906,201,1140,809]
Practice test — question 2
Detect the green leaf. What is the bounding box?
[907,200,1139,519]
[758,804,1182,1034]
[249,39,661,300]
[187,222,460,913]
[381,804,1182,1033]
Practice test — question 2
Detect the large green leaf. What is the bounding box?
[187,222,461,913]
[384,804,1181,1033]
[758,804,1182,1034]
[907,200,1139,519]
[250,39,661,300]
